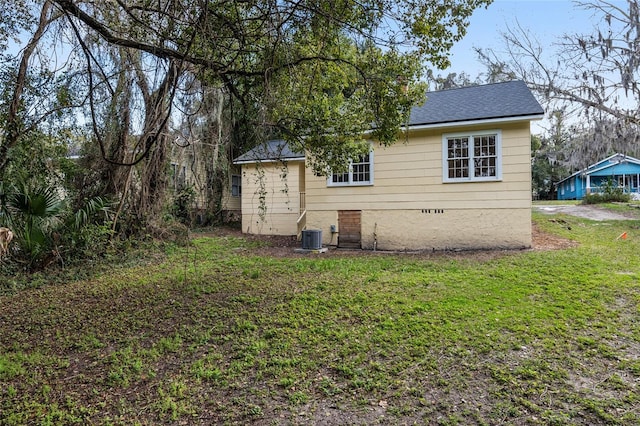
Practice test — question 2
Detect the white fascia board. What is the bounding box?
[400,114,545,133]
[559,157,640,183]
[584,162,640,176]
[556,169,582,185]
[233,157,306,165]
[592,153,640,166]
[573,154,640,178]
[583,164,614,176]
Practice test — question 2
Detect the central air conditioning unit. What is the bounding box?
[301,229,322,250]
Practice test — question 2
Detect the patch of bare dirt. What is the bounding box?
[193,223,577,261]
[531,223,579,251]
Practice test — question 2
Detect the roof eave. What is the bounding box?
[402,113,545,132]
[589,154,640,169]
[233,156,306,165]
[585,160,640,176]
[556,169,582,185]
[557,153,640,183]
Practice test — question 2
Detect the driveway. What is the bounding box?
[534,204,635,221]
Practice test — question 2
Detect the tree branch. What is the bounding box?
[0,1,54,175]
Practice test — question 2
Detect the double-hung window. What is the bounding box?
[231,174,242,197]
[328,151,374,186]
[443,130,502,182]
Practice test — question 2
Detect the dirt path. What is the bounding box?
[534,204,636,221]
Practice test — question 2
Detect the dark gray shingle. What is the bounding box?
[408,80,544,126]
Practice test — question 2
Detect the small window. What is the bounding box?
[328,151,374,187]
[231,174,241,197]
[443,130,501,182]
[570,179,575,192]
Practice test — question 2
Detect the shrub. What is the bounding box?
[583,178,631,204]
[1,177,113,271]
[170,185,196,225]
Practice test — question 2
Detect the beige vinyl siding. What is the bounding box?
[240,160,303,235]
[305,121,533,249]
[221,166,242,215]
[306,122,531,210]
[222,192,241,212]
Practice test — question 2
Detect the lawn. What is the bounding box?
[2,212,640,425]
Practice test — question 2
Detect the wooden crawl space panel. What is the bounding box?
[338,210,361,248]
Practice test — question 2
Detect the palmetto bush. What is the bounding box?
[0,177,112,271]
[3,179,64,267]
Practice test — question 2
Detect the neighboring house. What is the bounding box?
[234,80,544,250]
[169,142,242,223]
[556,153,640,200]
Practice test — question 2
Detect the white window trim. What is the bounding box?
[327,149,375,187]
[442,130,502,183]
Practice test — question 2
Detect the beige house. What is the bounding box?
[233,142,306,235]
[234,81,544,250]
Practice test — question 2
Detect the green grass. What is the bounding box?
[596,201,640,215]
[2,213,640,424]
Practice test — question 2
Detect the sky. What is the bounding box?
[445,0,628,133]
[447,0,612,78]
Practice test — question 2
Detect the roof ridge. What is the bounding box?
[426,80,523,94]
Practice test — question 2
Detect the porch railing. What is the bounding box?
[586,185,639,194]
[299,191,306,215]
[297,192,306,240]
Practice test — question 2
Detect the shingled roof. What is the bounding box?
[408,80,544,127]
[233,139,304,164]
[234,81,543,163]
